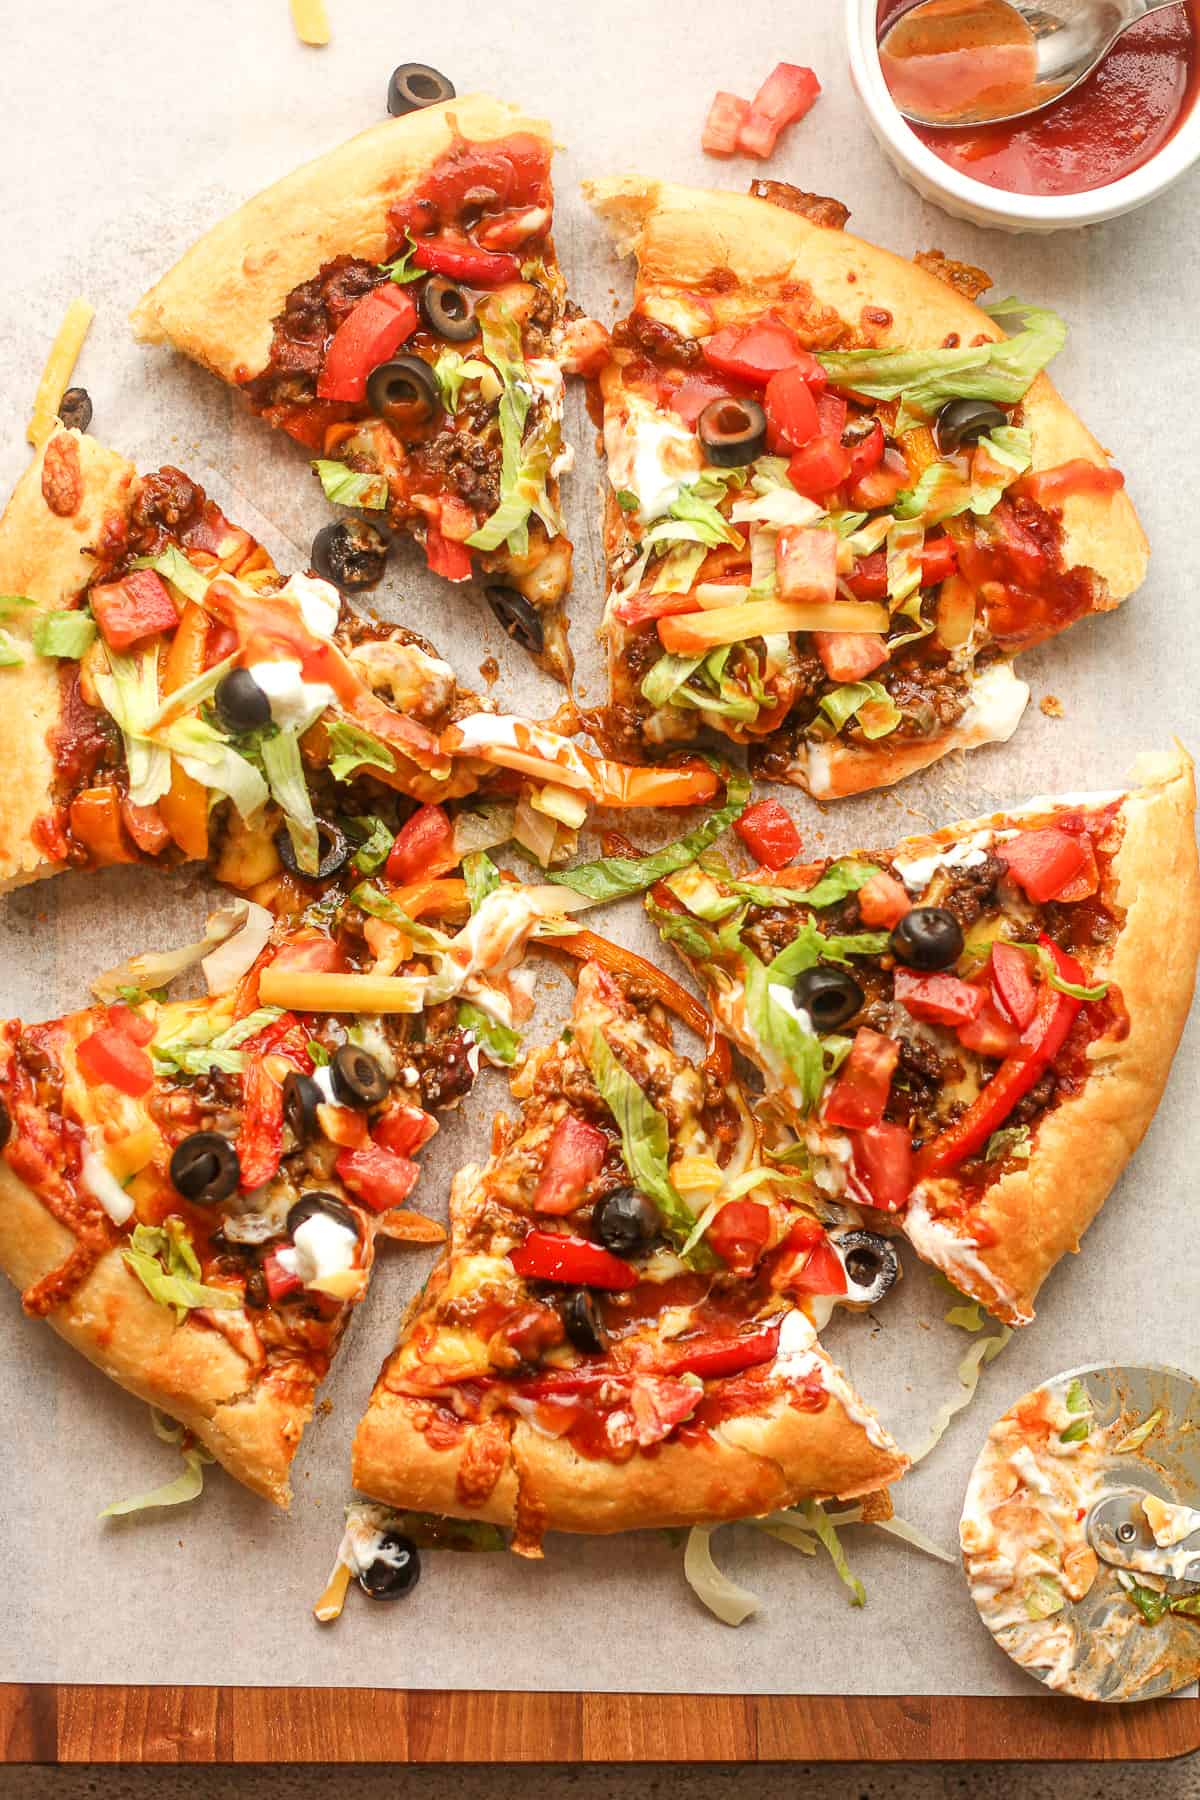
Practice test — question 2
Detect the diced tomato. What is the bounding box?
[702,319,813,387]
[846,551,888,600]
[627,1373,704,1446]
[612,588,703,629]
[669,1322,780,1378]
[990,941,1037,1028]
[105,1003,155,1046]
[1052,834,1099,903]
[816,391,848,441]
[704,1199,773,1275]
[919,535,958,587]
[425,521,473,582]
[76,1025,155,1097]
[734,799,801,871]
[851,1121,913,1213]
[812,631,889,682]
[857,871,911,929]
[846,422,885,486]
[788,1239,848,1296]
[372,1101,437,1159]
[336,1144,420,1212]
[412,237,521,286]
[533,1114,608,1215]
[385,804,456,884]
[787,435,851,499]
[823,1028,899,1130]
[90,570,179,651]
[509,1230,637,1290]
[738,63,822,159]
[262,1248,303,1303]
[702,91,751,156]
[894,968,985,1028]
[998,829,1093,904]
[316,285,418,402]
[848,449,909,510]
[776,526,837,602]
[957,996,1023,1059]
[666,372,750,426]
[764,364,819,451]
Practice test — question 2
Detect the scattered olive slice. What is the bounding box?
[792,966,864,1033]
[0,1096,11,1150]
[170,1131,240,1205]
[420,276,477,343]
[697,396,767,467]
[286,1191,361,1241]
[561,1288,609,1355]
[593,1187,660,1258]
[935,398,1009,454]
[365,355,442,431]
[330,1043,389,1109]
[274,820,351,883]
[311,519,390,591]
[283,1071,323,1143]
[214,667,271,734]
[890,905,964,972]
[484,585,544,655]
[836,1230,900,1307]
[386,63,455,118]
[358,1530,421,1599]
[58,386,93,433]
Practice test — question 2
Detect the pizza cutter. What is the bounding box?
[964,1363,1200,1702]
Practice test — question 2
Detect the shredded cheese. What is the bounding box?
[27,299,94,448]
[260,968,433,1013]
[313,1559,352,1623]
[290,0,330,45]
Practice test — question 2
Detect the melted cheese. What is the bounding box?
[604,396,704,522]
[279,572,340,638]
[246,659,336,731]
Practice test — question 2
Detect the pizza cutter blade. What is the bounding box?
[962,1363,1200,1702]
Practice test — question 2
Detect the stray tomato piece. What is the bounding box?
[425,521,473,582]
[316,285,418,402]
[336,1144,420,1213]
[738,63,822,159]
[957,996,1023,1059]
[990,941,1037,1028]
[613,588,703,629]
[385,804,456,885]
[894,968,985,1028]
[704,1198,773,1274]
[851,1121,913,1213]
[919,535,958,587]
[105,1003,155,1047]
[533,1114,608,1215]
[846,421,885,486]
[90,569,179,651]
[372,1101,437,1159]
[702,319,807,387]
[857,871,911,929]
[262,1248,303,1303]
[999,828,1092,904]
[412,237,521,286]
[813,631,889,683]
[764,364,820,451]
[824,1028,899,1130]
[846,550,888,601]
[776,525,837,603]
[734,799,801,871]
[848,449,909,511]
[816,391,848,442]
[76,1026,155,1098]
[509,1230,638,1291]
[702,91,751,156]
[787,435,851,499]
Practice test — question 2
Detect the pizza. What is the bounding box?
[647,748,1199,1325]
[0,850,588,1504]
[583,176,1148,797]
[352,958,907,1547]
[0,427,717,899]
[131,93,594,678]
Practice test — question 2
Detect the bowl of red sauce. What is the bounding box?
[848,0,1200,228]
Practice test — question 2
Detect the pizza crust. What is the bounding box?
[131,94,553,386]
[0,429,136,894]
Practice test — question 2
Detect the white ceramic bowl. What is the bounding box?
[847,0,1200,230]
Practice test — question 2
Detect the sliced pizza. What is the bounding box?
[352,958,908,1548]
[131,94,591,677]
[648,748,1199,1325]
[584,176,1148,796]
[0,427,718,898]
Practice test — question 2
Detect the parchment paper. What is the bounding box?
[0,0,1196,1698]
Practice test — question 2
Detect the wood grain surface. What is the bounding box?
[1,1686,1196,1763]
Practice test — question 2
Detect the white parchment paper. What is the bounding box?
[0,0,1196,1697]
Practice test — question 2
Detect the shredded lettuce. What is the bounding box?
[325,718,397,782]
[152,1005,282,1077]
[123,1219,239,1322]
[433,349,491,411]
[683,1526,761,1626]
[130,545,210,605]
[149,652,237,727]
[908,1326,1013,1465]
[261,725,319,874]
[548,770,750,902]
[347,814,394,875]
[93,646,173,807]
[380,230,422,284]
[92,900,256,1002]
[159,716,268,821]
[984,1124,1031,1164]
[313,459,388,510]
[466,303,542,555]
[645,897,713,961]
[945,1301,986,1333]
[970,426,1034,515]
[585,1032,712,1263]
[1114,1408,1164,1453]
[33,609,96,659]
[101,1440,212,1519]
[802,1500,866,1606]
[724,859,881,913]
[458,1000,520,1066]
[453,802,516,858]
[463,850,501,912]
[0,629,24,667]
[818,680,902,741]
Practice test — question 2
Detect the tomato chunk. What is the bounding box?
[316,285,418,402]
[851,1121,913,1213]
[385,804,456,884]
[533,1115,608,1215]
[764,364,819,450]
[776,526,837,602]
[999,828,1093,904]
[702,91,751,156]
[425,521,473,582]
[957,996,1023,1059]
[666,372,750,426]
[336,1144,420,1212]
[262,1247,303,1303]
[704,1198,773,1274]
[76,1025,155,1097]
[812,631,889,682]
[738,63,822,159]
[816,391,848,441]
[734,799,801,871]
[857,871,911,928]
[702,319,811,386]
[823,1028,899,1129]
[372,1101,437,1159]
[846,550,888,600]
[787,435,851,499]
[919,535,958,587]
[894,968,985,1028]
[846,422,885,486]
[509,1230,637,1290]
[990,941,1037,1028]
[90,570,179,651]
[788,1238,848,1296]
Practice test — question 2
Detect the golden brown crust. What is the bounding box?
[131,95,553,386]
[907,745,1200,1324]
[0,430,136,893]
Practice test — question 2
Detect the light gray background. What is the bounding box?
[0,0,1197,1710]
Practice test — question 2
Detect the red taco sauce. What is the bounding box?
[877,0,1199,195]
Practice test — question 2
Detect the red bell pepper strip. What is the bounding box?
[764,364,820,450]
[316,285,418,402]
[702,320,814,387]
[738,63,822,159]
[385,803,456,885]
[734,799,801,871]
[813,631,889,683]
[956,996,1023,1059]
[857,870,911,928]
[850,1121,913,1213]
[425,521,473,582]
[990,941,1037,1028]
[702,91,751,156]
[787,435,851,499]
[917,940,1086,1177]
[894,968,985,1028]
[90,570,179,651]
[668,1321,781,1380]
[509,1230,637,1290]
[612,588,704,629]
[262,1248,303,1303]
[236,1013,313,1191]
[846,421,885,486]
[845,550,888,601]
[336,1143,421,1212]
[999,829,1094,904]
[76,1024,155,1098]
[533,1115,609,1215]
[823,1029,899,1130]
[704,1198,773,1275]
[412,237,521,286]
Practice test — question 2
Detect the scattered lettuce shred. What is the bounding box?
[123,1219,240,1321]
[458,1000,520,1066]
[100,1408,213,1519]
[907,1326,1013,1466]
[312,459,388,510]
[326,719,397,782]
[548,770,751,903]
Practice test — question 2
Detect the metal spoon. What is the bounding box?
[881,0,1185,129]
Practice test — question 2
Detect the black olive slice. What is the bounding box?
[59,386,93,433]
[286,1191,361,1240]
[792,966,864,1033]
[484,585,544,655]
[214,667,272,734]
[330,1043,389,1108]
[274,820,351,882]
[311,519,390,591]
[890,905,964,972]
[593,1187,660,1258]
[0,1097,9,1151]
[283,1071,323,1143]
[836,1230,900,1307]
[934,398,1009,454]
[697,396,768,467]
[561,1288,609,1355]
[420,276,478,343]
[170,1131,240,1205]
[365,355,442,431]
[387,63,455,117]
[358,1530,421,1599]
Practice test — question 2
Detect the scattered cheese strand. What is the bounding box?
[290,0,330,45]
[26,298,94,448]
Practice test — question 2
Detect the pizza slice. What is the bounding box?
[131,93,591,678]
[584,176,1148,796]
[0,427,717,898]
[648,749,1199,1325]
[352,958,908,1549]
